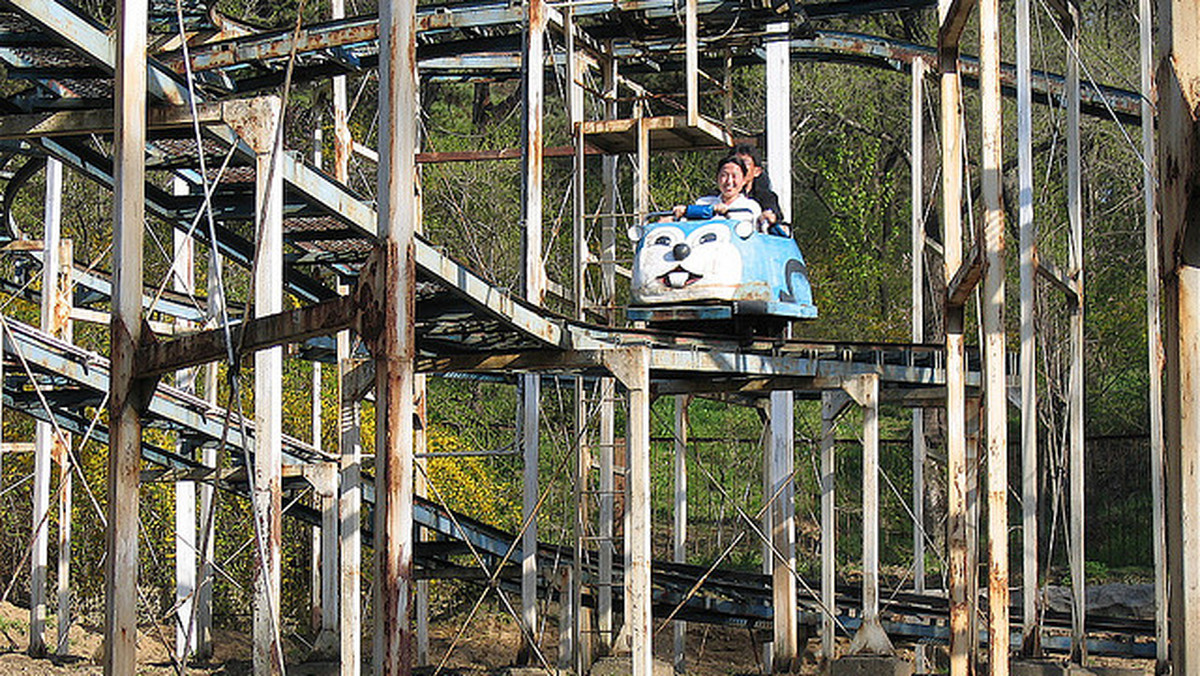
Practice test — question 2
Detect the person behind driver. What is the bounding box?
[672,155,762,223]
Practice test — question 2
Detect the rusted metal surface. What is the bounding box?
[104,0,148,668]
[373,0,419,667]
[604,346,652,676]
[0,103,225,139]
[251,95,285,676]
[938,0,970,670]
[792,32,1140,123]
[137,294,358,378]
[980,0,1009,670]
[845,374,894,656]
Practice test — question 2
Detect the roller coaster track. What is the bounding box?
[0,313,1154,659]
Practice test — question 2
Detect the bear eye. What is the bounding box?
[654,235,672,246]
[698,232,717,244]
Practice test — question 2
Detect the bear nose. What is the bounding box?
[673,243,691,260]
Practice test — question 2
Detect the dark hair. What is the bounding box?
[716,155,748,176]
[732,142,763,168]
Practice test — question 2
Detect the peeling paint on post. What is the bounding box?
[105,0,147,666]
[373,0,419,664]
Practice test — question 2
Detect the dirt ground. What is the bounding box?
[0,600,771,675]
[0,601,1154,675]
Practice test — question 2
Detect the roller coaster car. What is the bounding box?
[627,204,817,336]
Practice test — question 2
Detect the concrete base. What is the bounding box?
[589,655,674,676]
[830,654,914,676]
[1011,659,1115,676]
[503,669,574,676]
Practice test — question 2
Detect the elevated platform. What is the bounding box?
[580,115,732,154]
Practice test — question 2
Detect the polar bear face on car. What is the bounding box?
[631,219,744,304]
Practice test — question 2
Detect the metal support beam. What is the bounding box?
[104,0,148,666]
[846,374,892,655]
[1138,0,1166,665]
[372,0,419,665]
[338,283,363,676]
[766,40,797,665]
[30,157,64,658]
[250,96,285,676]
[673,395,688,673]
[604,346,652,676]
[820,389,851,663]
[981,0,1010,669]
[1017,0,1040,656]
[685,0,698,126]
[1063,7,1086,665]
[519,0,546,660]
[173,177,198,662]
[939,0,970,668]
[910,54,930,674]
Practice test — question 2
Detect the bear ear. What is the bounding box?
[627,224,643,242]
[735,220,754,239]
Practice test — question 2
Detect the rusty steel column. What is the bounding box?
[607,346,652,676]
[1160,0,1198,661]
[847,374,893,655]
[567,12,586,670]
[249,96,285,676]
[981,0,1011,670]
[105,0,148,665]
[372,0,419,666]
[938,0,970,670]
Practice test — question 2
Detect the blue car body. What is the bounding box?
[627,208,817,325]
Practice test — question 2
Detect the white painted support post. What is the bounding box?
[981,0,1010,669]
[173,177,198,662]
[909,54,929,674]
[769,390,797,669]
[846,375,892,655]
[766,24,796,670]
[1015,0,1040,656]
[311,128,325,637]
[937,0,970,667]
[374,0,420,664]
[317,368,340,654]
[598,374,616,651]
[414,373,430,666]
[1063,8,1086,665]
[567,14,586,670]
[31,156,64,658]
[1138,0,1166,665]
[673,395,688,673]
[250,97,285,676]
[597,49,618,655]
[684,0,698,127]
[519,0,546,660]
[106,0,148,666]
[606,347,652,676]
[338,290,363,676]
[197,257,220,661]
[820,390,849,664]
